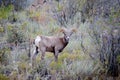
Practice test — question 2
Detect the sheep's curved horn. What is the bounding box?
[71,28,77,32]
[60,27,66,32]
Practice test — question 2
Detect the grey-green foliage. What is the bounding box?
[0,5,13,19]
[0,47,10,65]
[7,26,26,43]
[0,0,28,10]
[0,74,9,80]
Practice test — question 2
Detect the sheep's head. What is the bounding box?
[60,28,76,42]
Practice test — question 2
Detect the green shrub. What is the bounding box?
[0,47,10,64]
[50,61,62,70]
[117,55,120,64]
[7,26,26,43]
[0,27,4,32]
[0,74,9,80]
[0,5,13,20]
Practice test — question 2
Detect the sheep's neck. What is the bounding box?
[63,37,69,45]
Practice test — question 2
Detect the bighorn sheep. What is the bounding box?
[32,28,76,61]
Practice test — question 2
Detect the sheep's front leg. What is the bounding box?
[32,46,39,67]
[32,46,39,60]
[54,49,59,62]
[41,47,46,60]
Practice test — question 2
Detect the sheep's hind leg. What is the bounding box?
[32,46,39,67]
[54,49,59,62]
[33,46,39,58]
[40,47,46,60]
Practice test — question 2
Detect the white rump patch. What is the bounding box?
[35,36,41,47]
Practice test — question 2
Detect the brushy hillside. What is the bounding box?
[0,0,120,80]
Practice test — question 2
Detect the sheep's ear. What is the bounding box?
[71,28,77,33]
